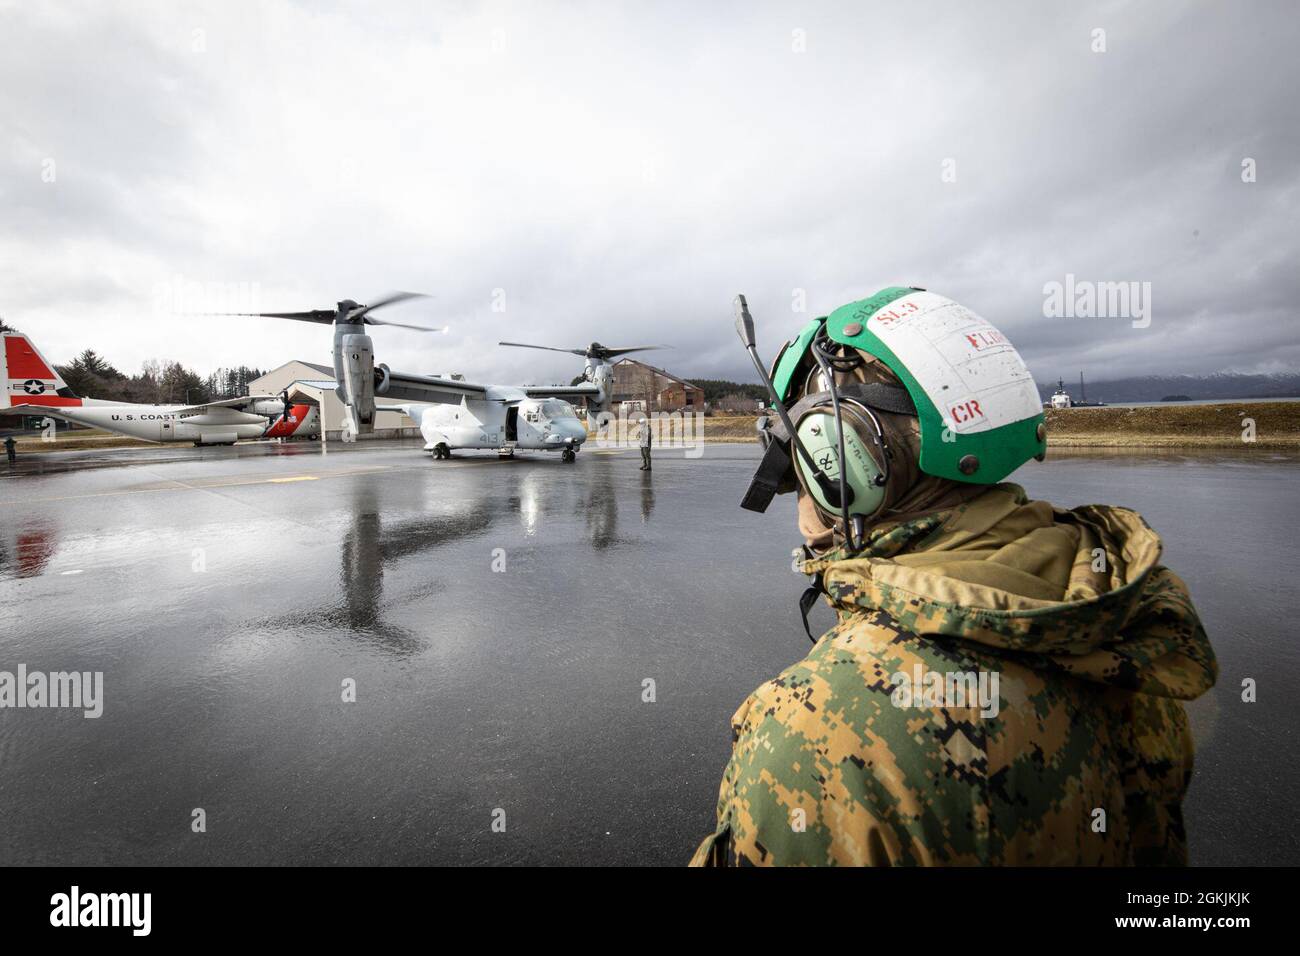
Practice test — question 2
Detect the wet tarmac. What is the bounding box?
[0,440,1295,865]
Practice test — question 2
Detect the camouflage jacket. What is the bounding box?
[691,484,1217,866]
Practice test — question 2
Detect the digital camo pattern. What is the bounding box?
[691,485,1217,866]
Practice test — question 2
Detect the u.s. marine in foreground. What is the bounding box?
[692,289,1217,866]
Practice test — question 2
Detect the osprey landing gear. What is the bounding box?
[432,443,451,459]
[562,447,577,463]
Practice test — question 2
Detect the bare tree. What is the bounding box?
[715,391,759,414]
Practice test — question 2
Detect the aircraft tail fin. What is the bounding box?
[2,331,81,409]
[262,404,319,438]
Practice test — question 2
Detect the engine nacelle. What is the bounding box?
[584,360,614,428]
[338,331,376,441]
[250,399,286,418]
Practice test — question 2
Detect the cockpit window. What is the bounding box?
[541,399,575,418]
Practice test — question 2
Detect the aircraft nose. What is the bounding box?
[564,421,587,444]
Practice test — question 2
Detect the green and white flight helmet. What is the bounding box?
[770,286,1047,485]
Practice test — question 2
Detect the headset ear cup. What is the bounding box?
[793,406,887,522]
[841,399,891,490]
[791,409,836,517]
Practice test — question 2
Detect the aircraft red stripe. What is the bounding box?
[9,397,83,408]
[5,337,55,378]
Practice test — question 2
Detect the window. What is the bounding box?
[541,399,576,418]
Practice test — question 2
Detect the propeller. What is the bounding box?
[206,292,446,332]
[499,341,669,361]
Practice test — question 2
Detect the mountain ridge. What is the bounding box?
[1035,371,1300,403]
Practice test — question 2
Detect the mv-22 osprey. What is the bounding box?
[227,292,665,462]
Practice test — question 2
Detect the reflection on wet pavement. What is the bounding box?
[0,441,1295,865]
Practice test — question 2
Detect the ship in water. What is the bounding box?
[1046,373,1107,409]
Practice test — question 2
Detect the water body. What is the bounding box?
[1059,396,1300,409]
[0,441,1294,865]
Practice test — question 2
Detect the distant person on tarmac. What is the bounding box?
[637,415,652,471]
[4,435,15,465]
[692,288,1217,867]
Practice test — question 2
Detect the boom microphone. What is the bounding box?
[733,295,849,512]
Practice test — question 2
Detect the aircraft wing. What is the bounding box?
[378,371,489,406]
[6,403,77,421]
[521,383,602,399]
[172,395,280,415]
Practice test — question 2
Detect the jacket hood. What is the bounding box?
[800,484,1217,700]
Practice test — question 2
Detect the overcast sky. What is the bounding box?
[2,0,1296,388]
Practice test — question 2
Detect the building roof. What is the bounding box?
[612,357,703,391]
[253,359,335,383]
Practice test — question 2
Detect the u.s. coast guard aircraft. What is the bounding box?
[1,331,320,445]
[227,292,665,463]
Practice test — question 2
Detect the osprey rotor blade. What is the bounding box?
[499,341,589,356]
[204,291,440,329]
[596,346,670,358]
[364,316,447,332]
[346,290,430,323]
[202,310,338,324]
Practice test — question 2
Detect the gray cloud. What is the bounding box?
[1,0,1296,387]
